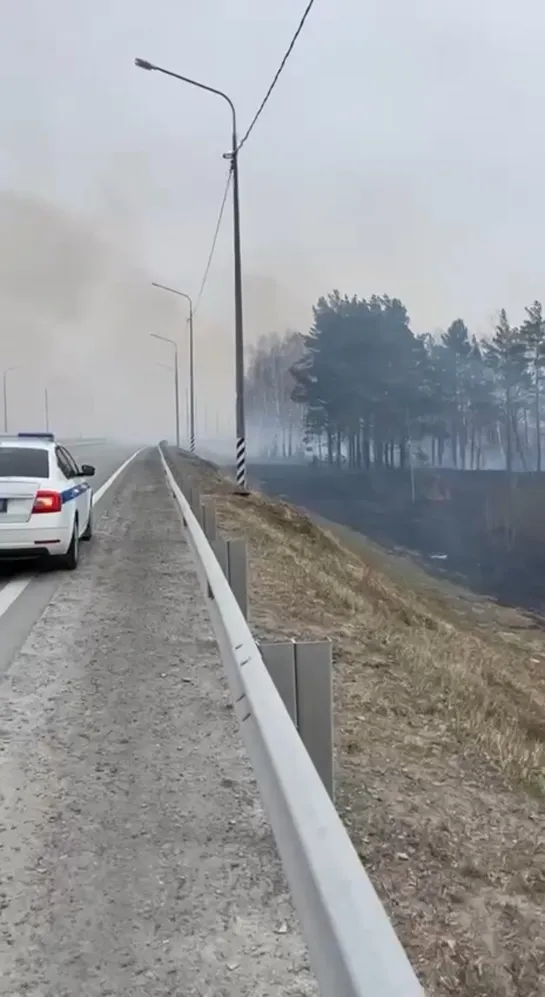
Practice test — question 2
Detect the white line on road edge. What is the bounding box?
[0,448,144,622]
[0,576,35,620]
[93,449,145,503]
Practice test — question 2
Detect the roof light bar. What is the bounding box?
[17,432,55,440]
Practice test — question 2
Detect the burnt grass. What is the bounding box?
[244,461,545,612]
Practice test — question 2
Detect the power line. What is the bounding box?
[191,0,317,313]
[237,0,318,153]
[193,166,233,316]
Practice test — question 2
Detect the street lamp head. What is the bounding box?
[151,282,193,311]
[135,57,154,71]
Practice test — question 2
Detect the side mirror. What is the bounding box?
[79,464,95,477]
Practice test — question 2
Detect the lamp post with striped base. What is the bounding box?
[136,57,247,491]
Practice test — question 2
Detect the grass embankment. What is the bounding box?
[166,448,545,997]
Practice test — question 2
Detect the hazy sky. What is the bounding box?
[2,1,545,441]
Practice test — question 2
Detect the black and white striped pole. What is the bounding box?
[135,58,248,492]
[151,282,195,455]
[229,143,247,491]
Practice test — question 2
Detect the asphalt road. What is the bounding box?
[0,441,142,674]
[0,448,314,996]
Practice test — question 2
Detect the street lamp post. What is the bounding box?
[152,281,196,454]
[44,386,50,432]
[150,333,180,449]
[3,365,21,433]
[135,57,247,491]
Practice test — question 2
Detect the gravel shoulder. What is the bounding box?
[0,449,315,997]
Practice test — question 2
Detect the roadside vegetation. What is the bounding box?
[166,447,545,997]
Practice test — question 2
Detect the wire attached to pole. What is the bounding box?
[236,0,318,153]
[177,0,318,316]
[193,165,233,317]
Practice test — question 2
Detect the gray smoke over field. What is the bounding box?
[2,0,545,443]
[0,190,182,440]
[0,185,314,443]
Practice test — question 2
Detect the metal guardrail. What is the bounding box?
[187,478,335,798]
[160,447,424,997]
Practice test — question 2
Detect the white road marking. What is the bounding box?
[0,448,144,622]
[0,575,34,619]
[93,448,145,503]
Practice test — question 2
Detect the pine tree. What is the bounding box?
[520,300,545,470]
[483,310,528,472]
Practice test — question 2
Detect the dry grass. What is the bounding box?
[166,449,545,997]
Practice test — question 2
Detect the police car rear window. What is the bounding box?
[0,448,49,477]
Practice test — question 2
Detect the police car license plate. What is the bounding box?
[0,499,7,512]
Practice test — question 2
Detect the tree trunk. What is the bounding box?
[348,432,356,469]
[327,427,333,464]
[536,363,541,471]
[363,427,371,471]
[470,421,476,470]
[476,428,482,470]
[512,412,527,471]
[460,414,467,470]
[374,431,383,467]
[505,391,513,473]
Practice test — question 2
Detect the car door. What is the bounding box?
[59,446,91,534]
[55,445,75,526]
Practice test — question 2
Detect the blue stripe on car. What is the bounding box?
[60,482,90,504]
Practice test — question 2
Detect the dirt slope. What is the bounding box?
[166,449,545,997]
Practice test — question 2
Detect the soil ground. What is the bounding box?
[164,447,545,997]
[244,461,545,611]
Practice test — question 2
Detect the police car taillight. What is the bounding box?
[32,490,62,514]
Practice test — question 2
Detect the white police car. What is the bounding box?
[0,433,95,570]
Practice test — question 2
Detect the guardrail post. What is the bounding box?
[189,486,201,524]
[212,536,228,577]
[294,640,334,800]
[208,535,227,599]
[259,640,298,724]
[201,500,217,545]
[259,639,333,799]
[226,537,248,619]
[177,473,187,525]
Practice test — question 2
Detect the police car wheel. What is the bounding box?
[81,506,93,541]
[57,520,80,570]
